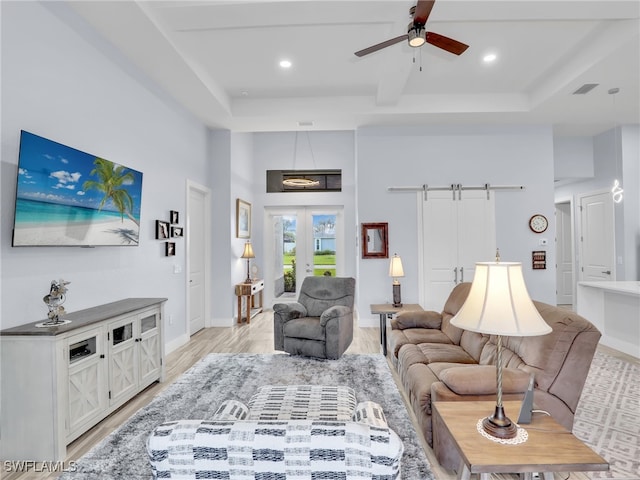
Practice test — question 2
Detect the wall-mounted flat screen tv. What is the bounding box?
[12,131,143,247]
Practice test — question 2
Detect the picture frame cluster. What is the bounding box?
[156,210,183,256]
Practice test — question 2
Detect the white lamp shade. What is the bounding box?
[451,262,551,336]
[389,254,405,278]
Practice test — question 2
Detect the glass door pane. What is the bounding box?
[266,207,343,305]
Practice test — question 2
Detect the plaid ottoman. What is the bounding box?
[247,384,357,420]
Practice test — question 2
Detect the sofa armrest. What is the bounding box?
[392,310,442,330]
[320,305,352,326]
[438,365,531,396]
[273,302,307,322]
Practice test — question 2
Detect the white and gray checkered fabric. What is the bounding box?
[352,402,388,428]
[248,385,357,421]
[212,399,250,421]
[147,419,403,479]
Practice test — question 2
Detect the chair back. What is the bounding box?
[298,276,355,317]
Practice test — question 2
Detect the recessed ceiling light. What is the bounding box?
[483,53,497,63]
[279,59,292,69]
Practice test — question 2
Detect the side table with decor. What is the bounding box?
[235,279,264,323]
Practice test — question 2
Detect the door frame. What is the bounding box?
[186,180,212,336]
[554,197,575,305]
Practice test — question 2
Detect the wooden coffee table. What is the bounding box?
[433,400,609,480]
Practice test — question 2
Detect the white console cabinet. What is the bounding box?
[0,298,167,461]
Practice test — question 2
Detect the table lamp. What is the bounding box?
[451,255,551,439]
[389,253,404,307]
[241,241,255,284]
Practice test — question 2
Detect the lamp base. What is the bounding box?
[392,283,402,308]
[482,405,518,439]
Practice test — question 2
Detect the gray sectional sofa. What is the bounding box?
[388,282,601,470]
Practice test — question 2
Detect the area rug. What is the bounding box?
[60,353,434,479]
[573,350,640,480]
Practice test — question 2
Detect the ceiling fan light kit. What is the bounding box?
[355,0,469,58]
[408,26,426,48]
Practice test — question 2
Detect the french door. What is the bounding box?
[264,206,344,306]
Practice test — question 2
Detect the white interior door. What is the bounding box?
[187,181,210,335]
[420,190,495,310]
[555,202,574,304]
[579,191,615,281]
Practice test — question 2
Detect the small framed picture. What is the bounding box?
[165,242,176,257]
[171,226,184,238]
[170,210,179,224]
[236,199,251,238]
[156,220,170,239]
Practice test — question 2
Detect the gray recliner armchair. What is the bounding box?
[273,276,356,359]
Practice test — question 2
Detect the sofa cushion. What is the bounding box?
[248,385,356,421]
[212,400,249,421]
[398,343,477,373]
[352,401,388,427]
[438,365,531,395]
[439,283,471,344]
[393,310,443,329]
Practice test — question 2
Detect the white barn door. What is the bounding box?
[420,190,496,311]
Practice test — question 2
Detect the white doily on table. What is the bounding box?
[476,418,528,444]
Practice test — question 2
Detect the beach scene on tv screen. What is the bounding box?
[12,131,143,246]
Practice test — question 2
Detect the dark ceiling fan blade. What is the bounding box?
[354,34,408,57]
[413,0,436,26]
[426,31,469,55]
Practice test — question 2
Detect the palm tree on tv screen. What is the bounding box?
[82,158,139,226]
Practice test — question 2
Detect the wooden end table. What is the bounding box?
[433,400,609,480]
[235,279,264,323]
[370,303,423,355]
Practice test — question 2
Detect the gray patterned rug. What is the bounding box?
[573,350,640,479]
[60,353,434,479]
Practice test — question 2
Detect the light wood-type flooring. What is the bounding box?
[3,311,618,480]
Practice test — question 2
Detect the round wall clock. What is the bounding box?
[529,214,548,233]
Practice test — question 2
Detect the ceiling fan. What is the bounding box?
[354,0,469,58]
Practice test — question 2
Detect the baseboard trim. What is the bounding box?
[165,333,189,355]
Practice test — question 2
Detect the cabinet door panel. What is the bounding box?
[67,328,107,441]
[108,319,138,407]
[139,310,161,386]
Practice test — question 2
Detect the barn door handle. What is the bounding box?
[601,270,611,275]
[454,267,458,284]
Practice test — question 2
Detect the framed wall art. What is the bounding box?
[170,210,179,224]
[236,199,251,238]
[171,226,184,238]
[156,220,170,240]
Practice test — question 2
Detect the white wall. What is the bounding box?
[554,136,594,181]
[1,2,211,349]
[555,125,640,281]
[356,125,557,326]
[252,131,358,303]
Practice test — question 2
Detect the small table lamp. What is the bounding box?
[389,253,405,307]
[241,241,255,284]
[451,257,551,439]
